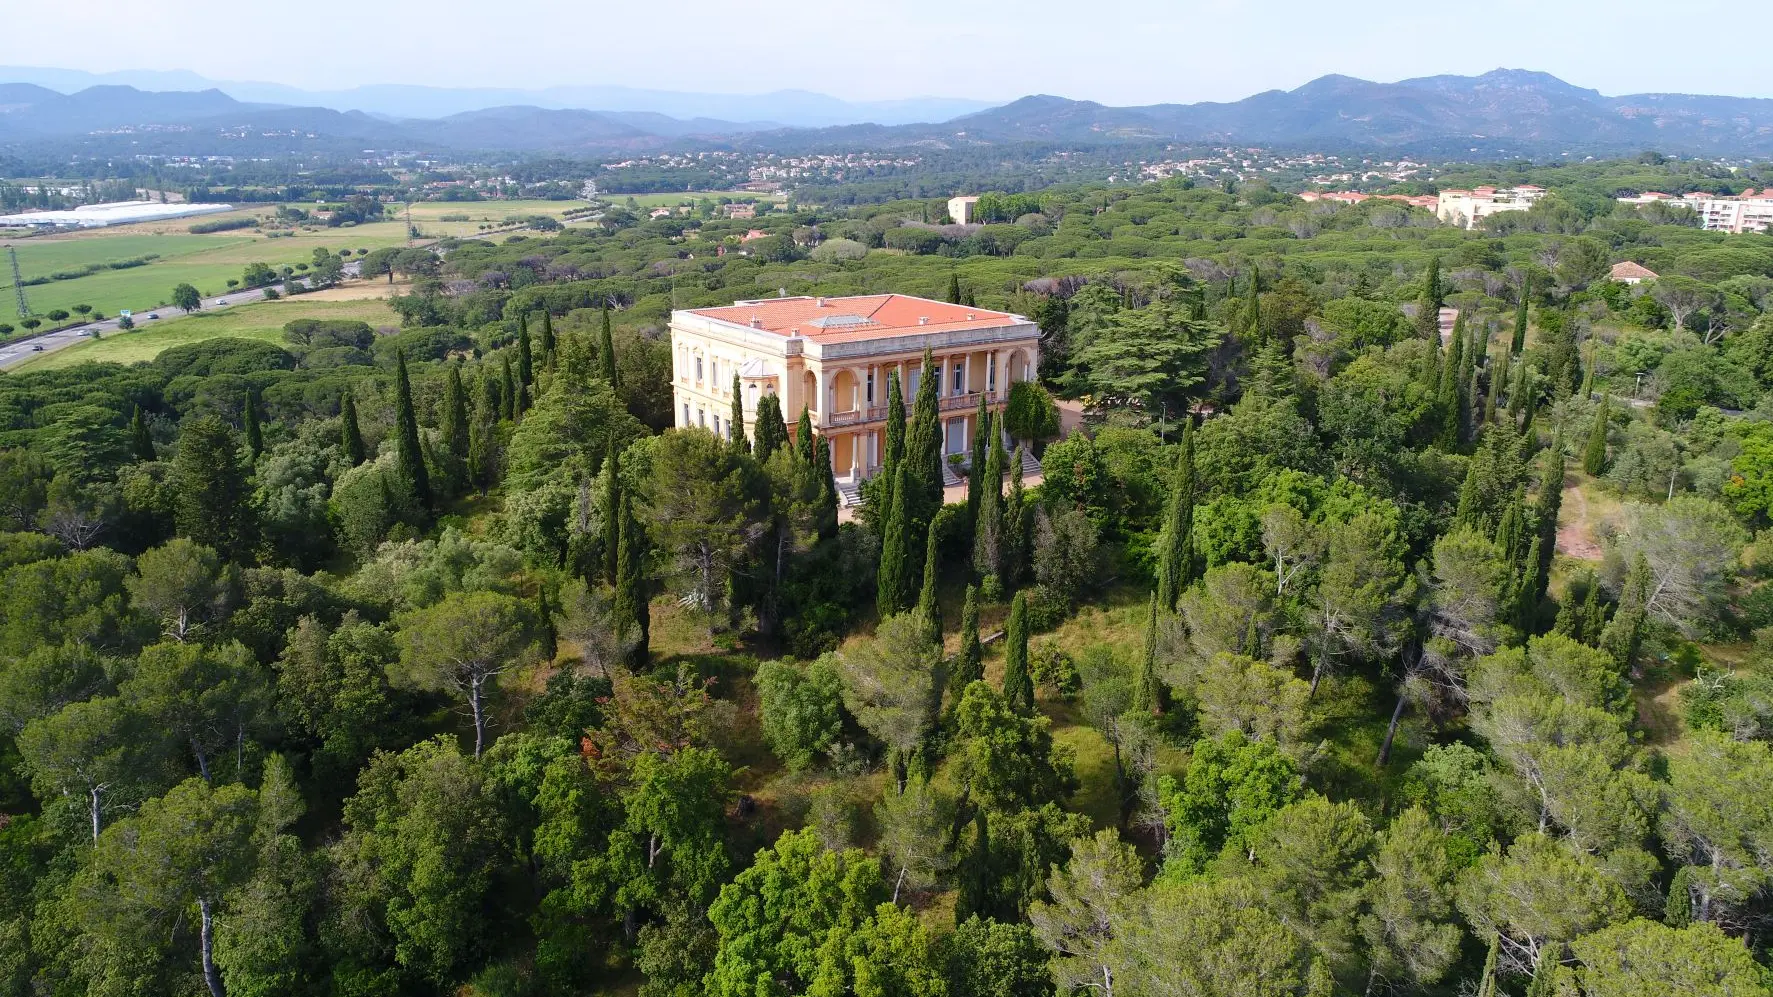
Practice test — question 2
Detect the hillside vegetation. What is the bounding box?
[1,160,1772,997]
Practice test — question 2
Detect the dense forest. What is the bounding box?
[3,157,1773,997]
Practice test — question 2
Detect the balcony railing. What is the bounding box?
[826,405,888,428]
[939,391,988,412]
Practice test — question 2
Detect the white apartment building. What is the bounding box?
[1616,189,1773,234]
[1435,185,1548,229]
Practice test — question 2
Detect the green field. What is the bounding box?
[2,222,409,320]
[0,200,592,321]
[12,296,400,371]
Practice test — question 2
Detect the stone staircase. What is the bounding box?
[834,476,864,507]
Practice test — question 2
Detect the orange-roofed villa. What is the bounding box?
[670,293,1040,504]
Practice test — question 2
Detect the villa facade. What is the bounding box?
[668,294,1040,496]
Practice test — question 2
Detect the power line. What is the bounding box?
[5,246,27,319]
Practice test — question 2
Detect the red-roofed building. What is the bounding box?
[1609,261,1659,284]
[671,294,1040,494]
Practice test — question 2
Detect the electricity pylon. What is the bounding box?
[6,246,28,319]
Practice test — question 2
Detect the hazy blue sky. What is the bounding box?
[7,0,1762,103]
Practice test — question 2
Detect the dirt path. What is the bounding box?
[1555,475,1605,561]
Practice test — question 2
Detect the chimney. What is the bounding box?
[815,297,826,307]
[749,316,762,329]
[918,316,929,325]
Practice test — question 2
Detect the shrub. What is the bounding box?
[755,657,846,771]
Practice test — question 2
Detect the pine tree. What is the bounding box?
[613,493,649,668]
[242,392,262,459]
[730,372,747,451]
[129,405,156,461]
[501,355,517,422]
[1512,276,1530,354]
[973,420,1006,583]
[440,365,470,493]
[1583,394,1610,476]
[599,302,619,387]
[1155,420,1196,611]
[602,434,621,586]
[1475,934,1500,997]
[340,390,366,467]
[536,585,557,661]
[883,370,906,478]
[1136,591,1163,713]
[539,310,556,370]
[877,463,913,615]
[393,351,431,512]
[917,523,942,643]
[1003,591,1033,713]
[517,313,534,389]
[955,584,983,686]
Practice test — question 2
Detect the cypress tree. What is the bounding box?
[440,365,470,493]
[393,351,431,511]
[613,493,649,668]
[1436,312,1465,447]
[753,393,787,461]
[536,585,558,661]
[129,405,156,461]
[501,355,517,422]
[1004,447,1030,590]
[967,395,989,530]
[539,310,556,369]
[813,434,838,539]
[796,405,815,462]
[730,372,747,451]
[242,392,262,459]
[947,271,962,304]
[905,349,943,527]
[955,584,983,686]
[599,302,619,387]
[1583,394,1610,476]
[1601,552,1650,670]
[1485,347,1505,424]
[340,390,366,467]
[1155,420,1196,611]
[877,463,913,615]
[1003,591,1033,713]
[171,416,254,559]
[1665,865,1695,928]
[883,370,906,477]
[467,386,495,497]
[1514,536,1542,633]
[973,420,1005,583]
[917,523,942,642]
[1414,256,1442,341]
[1534,434,1564,599]
[1242,269,1262,342]
[1512,276,1530,354]
[1581,581,1609,646]
[1474,934,1500,997]
[517,313,534,389]
[1136,592,1163,713]
[602,432,621,586]
[1524,945,1558,997]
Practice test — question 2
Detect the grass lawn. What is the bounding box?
[404,199,593,238]
[12,296,399,370]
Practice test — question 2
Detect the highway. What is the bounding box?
[0,260,363,370]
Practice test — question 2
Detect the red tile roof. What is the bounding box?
[684,294,1025,344]
[1609,261,1659,280]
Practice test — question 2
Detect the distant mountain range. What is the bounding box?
[0,66,993,128]
[4,68,1773,159]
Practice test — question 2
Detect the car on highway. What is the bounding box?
[146,313,160,320]
[31,345,44,352]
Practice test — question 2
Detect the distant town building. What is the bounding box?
[1609,261,1659,284]
[1434,185,1547,229]
[741,229,769,242]
[947,195,980,225]
[1297,190,1438,209]
[649,207,673,219]
[0,199,234,229]
[723,203,757,220]
[670,294,1040,501]
[1616,190,1773,233]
